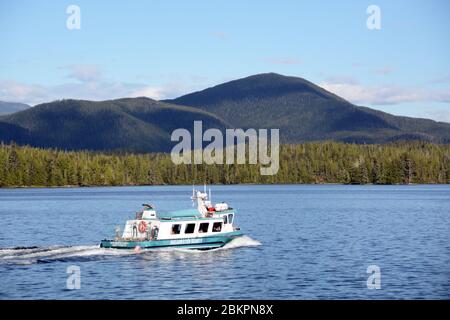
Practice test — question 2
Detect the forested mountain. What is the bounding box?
[0,101,30,115]
[1,73,450,153]
[0,97,228,152]
[167,73,450,144]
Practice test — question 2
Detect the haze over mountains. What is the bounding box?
[0,101,30,115]
[1,73,449,152]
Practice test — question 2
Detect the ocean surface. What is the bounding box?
[0,185,449,299]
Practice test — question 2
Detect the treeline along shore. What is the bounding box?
[0,142,449,187]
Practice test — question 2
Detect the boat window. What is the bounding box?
[185,223,195,234]
[223,215,228,224]
[171,224,182,235]
[199,222,209,233]
[228,214,233,224]
[212,222,222,232]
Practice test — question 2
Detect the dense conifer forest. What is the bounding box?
[1,142,449,187]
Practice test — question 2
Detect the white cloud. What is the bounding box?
[0,63,207,105]
[0,77,202,106]
[63,64,103,82]
[429,110,450,123]
[131,81,203,100]
[0,80,165,105]
[130,86,166,100]
[0,80,48,105]
[320,80,450,105]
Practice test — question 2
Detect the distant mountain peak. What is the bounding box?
[166,73,450,144]
[166,72,349,107]
[0,100,30,116]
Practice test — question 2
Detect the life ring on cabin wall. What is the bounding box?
[138,221,147,233]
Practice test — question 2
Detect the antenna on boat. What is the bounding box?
[209,188,212,203]
[204,183,206,195]
[191,184,195,206]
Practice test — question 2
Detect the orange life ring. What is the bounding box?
[138,221,147,233]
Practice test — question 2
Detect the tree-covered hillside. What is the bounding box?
[168,73,450,144]
[0,97,228,152]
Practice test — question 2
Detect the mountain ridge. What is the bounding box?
[1,73,449,152]
[167,73,450,144]
[0,97,229,152]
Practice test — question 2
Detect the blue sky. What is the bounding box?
[1,0,449,121]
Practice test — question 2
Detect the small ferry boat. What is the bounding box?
[100,188,243,250]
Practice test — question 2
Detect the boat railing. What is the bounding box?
[159,215,200,221]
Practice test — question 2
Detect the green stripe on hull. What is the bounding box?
[100,231,243,250]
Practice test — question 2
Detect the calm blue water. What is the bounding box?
[0,185,449,299]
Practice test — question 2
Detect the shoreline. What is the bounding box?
[1,182,447,189]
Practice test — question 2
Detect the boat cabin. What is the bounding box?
[116,190,237,242]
